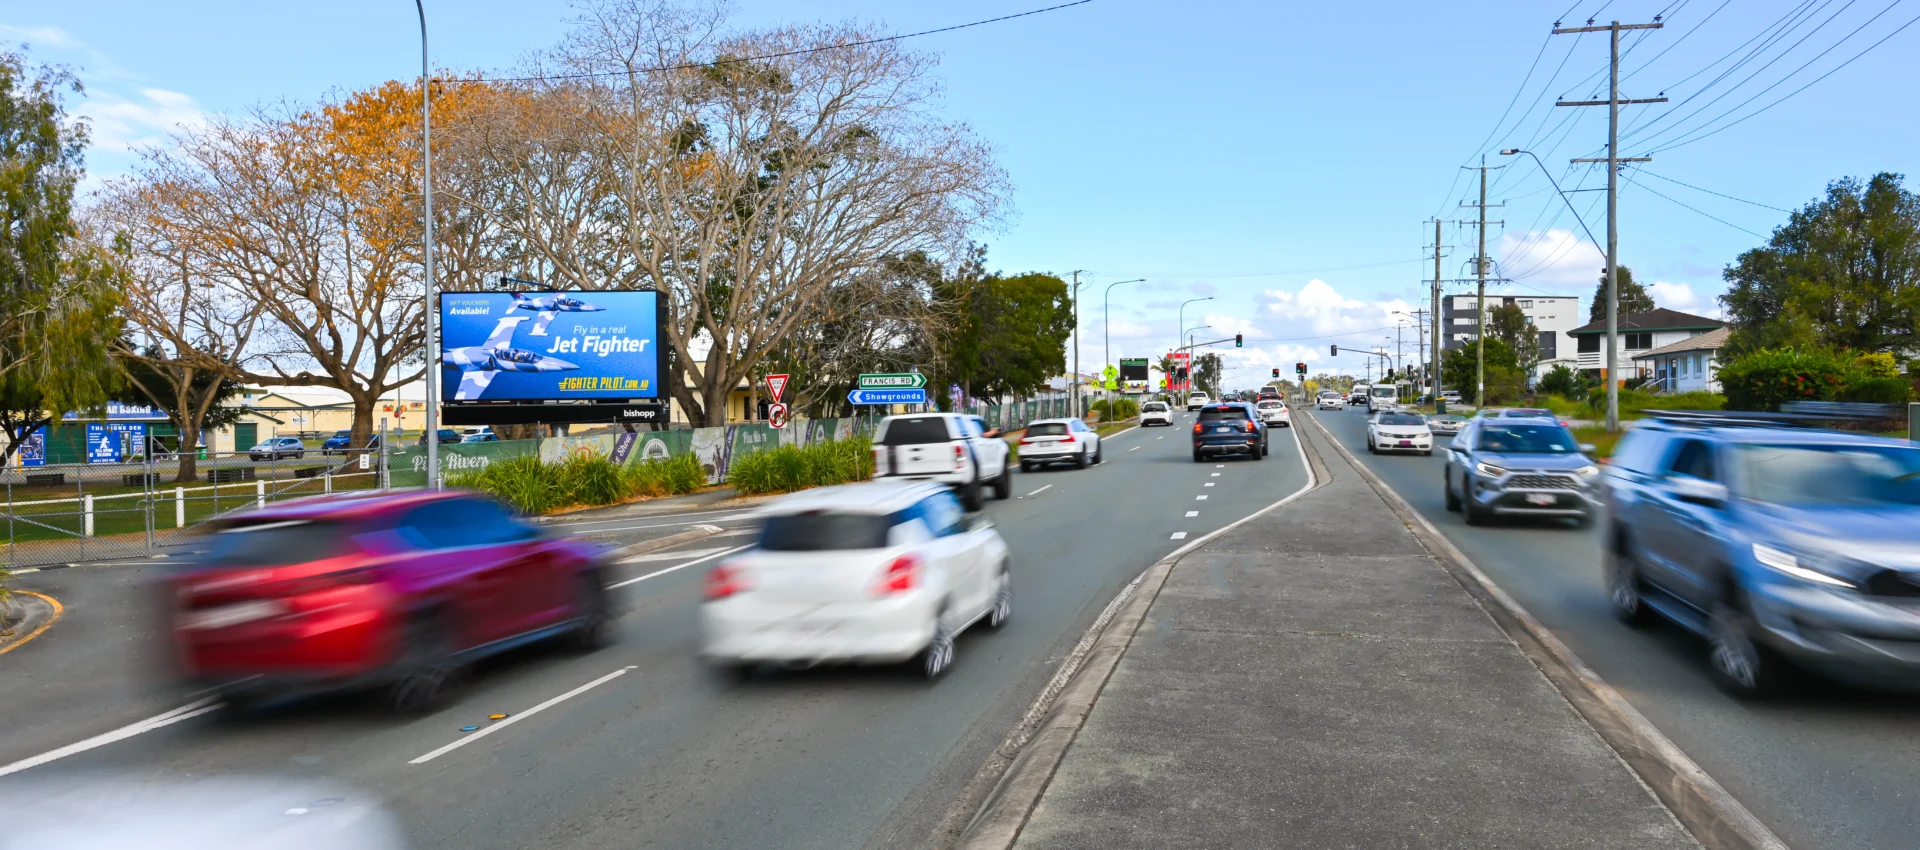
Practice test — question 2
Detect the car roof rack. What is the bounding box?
[1643,410,1823,428]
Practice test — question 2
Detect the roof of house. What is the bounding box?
[1568,308,1725,336]
[1631,327,1730,361]
[244,390,355,409]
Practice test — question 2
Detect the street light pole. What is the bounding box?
[416,0,441,489]
[1176,297,1212,405]
[1102,278,1144,418]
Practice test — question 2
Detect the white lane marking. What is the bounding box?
[0,698,221,778]
[1195,495,1208,500]
[1169,532,1187,540]
[1185,511,1198,517]
[619,545,732,564]
[568,514,752,535]
[606,545,750,589]
[1214,464,1225,469]
[410,667,634,765]
[1204,483,1215,487]
[1128,446,1141,452]
[1156,436,1163,440]
[1210,473,1220,477]
[1024,485,1053,498]
[553,506,752,529]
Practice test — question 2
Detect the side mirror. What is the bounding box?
[1666,476,1729,506]
[1579,443,1597,454]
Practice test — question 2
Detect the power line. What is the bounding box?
[1620,0,1731,85]
[441,0,1094,85]
[1633,170,1793,212]
[1097,258,1427,279]
[1612,0,1834,150]
[1622,170,1767,237]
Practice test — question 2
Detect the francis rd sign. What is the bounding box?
[856,372,927,390]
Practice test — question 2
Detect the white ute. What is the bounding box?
[872,412,1012,511]
[700,481,1012,679]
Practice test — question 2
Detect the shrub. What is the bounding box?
[728,437,874,495]
[1717,347,1911,411]
[453,450,710,515]
[1087,398,1140,421]
[623,453,705,498]
[1537,364,1588,400]
[450,455,558,515]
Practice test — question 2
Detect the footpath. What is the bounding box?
[989,417,1699,848]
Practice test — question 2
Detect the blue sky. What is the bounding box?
[7,0,1916,387]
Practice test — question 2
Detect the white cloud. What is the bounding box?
[0,24,80,49]
[76,87,208,153]
[1650,280,1723,319]
[1494,229,1605,291]
[1257,279,1410,336]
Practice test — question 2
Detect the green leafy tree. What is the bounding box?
[1587,265,1656,323]
[1193,352,1224,396]
[1537,363,1590,399]
[0,49,123,461]
[941,267,1073,400]
[1487,302,1540,375]
[1721,173,1920,356]
[1442,338,1523,405]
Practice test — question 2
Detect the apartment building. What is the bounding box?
[1439,293,1581,378]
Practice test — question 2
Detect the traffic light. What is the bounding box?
[1271,367,1280,379]
[1330,344,1339,356]
[1296,362,1307,376]
[1235,334,1243,347]
[1386,368,1395,381]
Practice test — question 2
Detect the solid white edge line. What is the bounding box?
[1023,485,1052,498]
[0,698,221,778]
[606,545,750,589]
[409,667,634,765]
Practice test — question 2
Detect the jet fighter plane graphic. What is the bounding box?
[510,292,605,336]
[442,316,579,400]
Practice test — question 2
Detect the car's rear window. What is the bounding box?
[206,520,356,567]
[1198,407,1251,422]
[879,417,951,446]
[760,512,893,551]
[1027,423,1068,437]
[1142,403,1168,411]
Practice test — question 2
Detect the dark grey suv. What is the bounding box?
[1442,415,1601,526]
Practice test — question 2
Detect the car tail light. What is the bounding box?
[873,447,889,475]
[1060,433,1075,443]
[1243,420,1257,433]
[873,554,920,595]
[953,444,967,471]
[705,562,749,600]
[1192,422,1203,434]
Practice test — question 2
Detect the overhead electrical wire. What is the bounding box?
[1608,0,1834,150]
[1621,169,1767,237]
[1633,170,1793,212]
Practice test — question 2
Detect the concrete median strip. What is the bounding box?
[950,430,1319,850]
[1299,411,1787,850]
[604,525,726,562]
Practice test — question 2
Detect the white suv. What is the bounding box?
[872,412,1012,510]
[1256,399,1291,427]
[1140,401,1173,426]
[1017,418,1102,471]
[1185,392,1212,412]
[700,481,1012,679]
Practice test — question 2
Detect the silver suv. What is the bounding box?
[1442,415,1601,527]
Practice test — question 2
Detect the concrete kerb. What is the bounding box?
[0,590,62,657]
[1298,410,1787,850]
[603,525,725,562]
[951,427,1322,850]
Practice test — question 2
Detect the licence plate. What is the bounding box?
[1214,426,1232,433]
[785,619,841,639]
[1398,440,1412,447]
[1525,493,1557,506]
[179,600,283,630]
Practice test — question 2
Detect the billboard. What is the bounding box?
[1119,358,1149,382]
[439,291,663,403]
[1168,351,1191,392]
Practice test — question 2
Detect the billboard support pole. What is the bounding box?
[416,0,441,491]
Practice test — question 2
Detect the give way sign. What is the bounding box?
[765,373,789,404]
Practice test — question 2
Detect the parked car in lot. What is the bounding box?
[872,412,1011,510]
[1018,418,1102,471]
[1256,399,1291,428]
[164,491,612,712]
[699,481,1011,680]
[1426,413,1468,436]
[1140,401,1174,427]
[247,437,307,461]
[1191,402,1267,462]
[1185,391,1212,412]
[1601,414,1920,697]
[1439,390,1462,404]
[461,431,498,443]
[320,430,353,455]
[1367,411,1432,456]
[1442,414,1599,527]
[419,428,462,445]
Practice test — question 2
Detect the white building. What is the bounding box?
[1568,308,1726,385]
[1631,327,1729,393]
[1440,293,1582,379]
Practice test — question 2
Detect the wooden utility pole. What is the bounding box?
[1461,160,1503,407]
[1427,218,1445,399]
[1555,18,1665,431]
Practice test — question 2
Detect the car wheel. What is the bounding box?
[919,607,957,680]
[1262,438,1270,456]
[1019,460,1033,473]
[567,572,612,652]
[1422,448,1433,457]
[1251,441,1265,461]
[1192,449,1203,463]
[386,611,461,714]
[1605,545,1651,627]
[986,566,1012,629]
[1708,597,1785,698]
[992,467,1012,500]
[1367,436,1377,454]
[1443,470,1461,512]
[1094,443,1103,464]
[1073,447,1088,469]
[1462,484,1488,526]
[959,477,984,512]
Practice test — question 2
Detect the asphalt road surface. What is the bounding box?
[0,415,1308,850]
[1313,407,1920,850]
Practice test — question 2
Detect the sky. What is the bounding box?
[7,0,1917,392]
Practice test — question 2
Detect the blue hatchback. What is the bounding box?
[1602,414,1920,697]
[1190,402,1267,462]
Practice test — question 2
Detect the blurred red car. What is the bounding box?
[165,490,612,712]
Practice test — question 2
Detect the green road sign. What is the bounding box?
[857,372,928,390]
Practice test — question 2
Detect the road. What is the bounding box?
[0,415,1308,849]
[1312,407,1920,850]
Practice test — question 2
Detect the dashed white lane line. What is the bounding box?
[1210,472,1221,477]
[1024,485,1053,498]
[1128,446,1141,451]
[0,698,221,778]
[1204,483,1215,487]
[1214,464,1225,468]
[1169,532,1188,540]
[1185,511,1199,517]
[1156,436,1163,440]
[410,667,635,765]
[1195,495,1208,500]
[619,546,733,564]
[606,545,749,589]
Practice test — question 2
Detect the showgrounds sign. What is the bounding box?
[848,388,928,405]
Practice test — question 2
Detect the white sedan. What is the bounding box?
[1017,418,1102,471]
[1256,399,1291,428]
[700,481,1011,679]
[1367,410,1434,456]
[1316,393,1344,410]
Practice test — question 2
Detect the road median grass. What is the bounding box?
[727,437,875,496]
[450,453,708,514]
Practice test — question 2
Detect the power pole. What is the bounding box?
[1070,270,1085,418]
[1555,17,1665,432]
[1429,219,1445,400]
[1461,159,1504,407]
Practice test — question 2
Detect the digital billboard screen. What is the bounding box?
[1119,358,1149,382]
[439,290,663,402]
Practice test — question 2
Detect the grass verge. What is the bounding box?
[449,453,707,515]
[728,437,875,496]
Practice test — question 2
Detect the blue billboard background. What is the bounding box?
[439,291,662,402]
